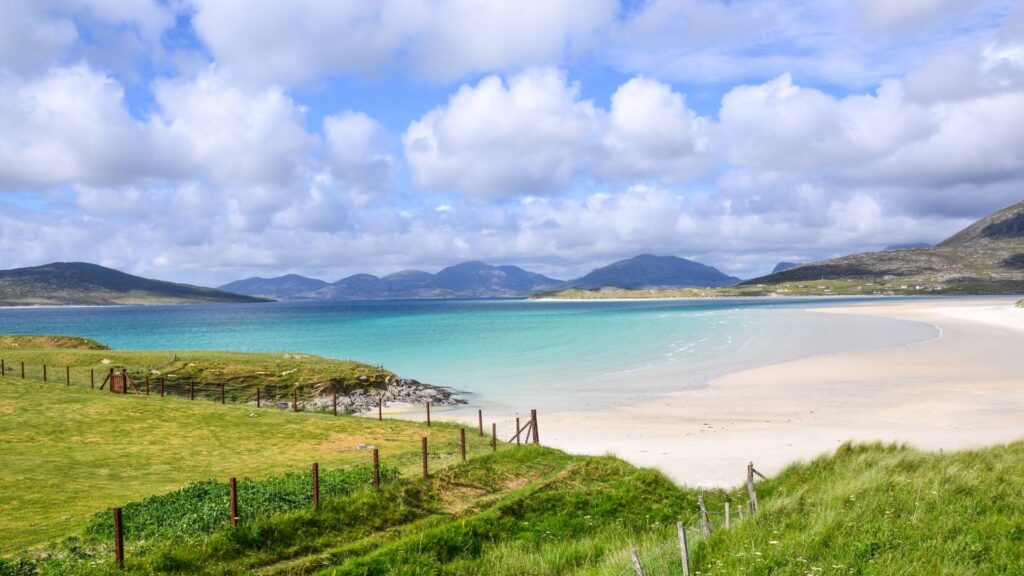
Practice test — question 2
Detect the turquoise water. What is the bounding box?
[0,298,938,411]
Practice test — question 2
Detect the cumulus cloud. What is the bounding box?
[188,0,618,84]
[403,69,712,198]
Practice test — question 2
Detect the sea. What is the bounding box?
[0,297,939,413]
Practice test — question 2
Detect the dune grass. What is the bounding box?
[0,378,495,555]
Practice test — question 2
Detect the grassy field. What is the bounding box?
[0,334,393,400]
[0,377,496,555]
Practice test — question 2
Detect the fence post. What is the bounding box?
[312,463,320,508]
[43,364,47,382]
[220,383,225,404]
[630,549,646,576]
[747,462,758,513]
[1,358,4,376]
[160,378,165,398]
[478,409,483,436]
[491,423,496,452]
[144,376,150,396]
[421,437,429,478]
[66,366,70,386]
[333,394,338,416]
[91,369,94,388]
[698,494,712,536]
[460,428,466,462]
[190,380,195,401]
[292,390,298,412]
[426,401,431,426]
[113,507,125,570]
[515,417,521,446]
[21,362,25,379]
[372,448,380,491]
[677,521,690,576]
[725,501,730,528]
[377,396,382,420]
[255,386,260,407]
[229,477,238,527]
[531,409,539,445]
[121,369,127,395]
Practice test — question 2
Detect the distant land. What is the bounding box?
[221,254,739,300]
[0,262,267,307]
[545,199,1024,299]
[772,261,799,273]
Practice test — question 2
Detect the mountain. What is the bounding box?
[567,254,739,289]
[0,262,268,306]
[743,200,1024,292]
[432,261,562,293]
[884,242,931,251]
[313,262,563,299]
[218,274,328,300]
[772,262,799,273]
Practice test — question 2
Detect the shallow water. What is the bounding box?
[0,298,939,412]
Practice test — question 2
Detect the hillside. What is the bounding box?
[221,262,564,300]
[218,274,329,300]
[743,200,1024,292]
[567,254,739,289]
[0,262,267,306]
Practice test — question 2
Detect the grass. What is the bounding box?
[537,279,950,299]
[1017,299,1023,307]
[0,334,394,400]
[0,378,496,555]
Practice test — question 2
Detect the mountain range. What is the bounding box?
[0,262,267,306]
[745,200,1024,292]
[220,254,739,300]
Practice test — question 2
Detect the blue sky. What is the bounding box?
[1,0,1023,285]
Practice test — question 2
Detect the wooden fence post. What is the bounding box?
[491,423,496,452]
[377,396,382,420]
[255,386,260,407]
[333,394,338,416]
[460,428,466,461]
[190,380,195,401]
[747,462,758,513]
[66,366,70,386]
[144,375,149,396]
[478,409,483,436]
[292,390,298,412]
[531,409,539,445]
[725,501,731,528]
[229,477,238,526]
[372,448,380,491]
[220,383,225,404]
[698,494,712,536]
[312,463,320,508]
[21,362,25,379]
[43,364,47,382]
[630,549,646,576]
[1,358,4,376]
[421,437,429,478]
[121,369,127,395]
[160,378,165,397]
[515,417,521,446]
[677,521,690,576]
[91,369,94,389]
[426,401,431,426]
[113,507,125,570]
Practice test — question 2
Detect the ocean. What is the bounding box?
[0,298,938,412]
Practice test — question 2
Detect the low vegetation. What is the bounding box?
[0,378,491,554]
[538,278,950,299]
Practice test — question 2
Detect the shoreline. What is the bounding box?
[537,297,1024,487]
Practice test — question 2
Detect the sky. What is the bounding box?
[1,0,1023,285]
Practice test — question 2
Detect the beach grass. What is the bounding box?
[0,377,495,555]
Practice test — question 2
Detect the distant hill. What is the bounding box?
[566,254,739,289]
[0,262,268,306]
[743,200,1024,292]
[884,242,931,251]
[772,262,799,273]
[218,274,328,300]
[223,262,564,300]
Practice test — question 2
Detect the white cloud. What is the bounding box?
[404,69,712,198]
[323,111,393,202]
[188,0,618,84]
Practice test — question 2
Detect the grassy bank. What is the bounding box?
[0,378,494,554]
[6,439,1023,574]
[537,279,952,300]
[0,334,393,400]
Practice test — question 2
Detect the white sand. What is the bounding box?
[541,297,1024,487]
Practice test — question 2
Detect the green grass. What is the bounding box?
[0,378,496,555]
[0,334,394,400]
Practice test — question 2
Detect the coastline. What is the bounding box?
[539,296,1024,487]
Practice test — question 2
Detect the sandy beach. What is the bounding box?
[541,297,1024,487]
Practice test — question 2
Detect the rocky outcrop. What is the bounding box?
[299,376,465,414]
